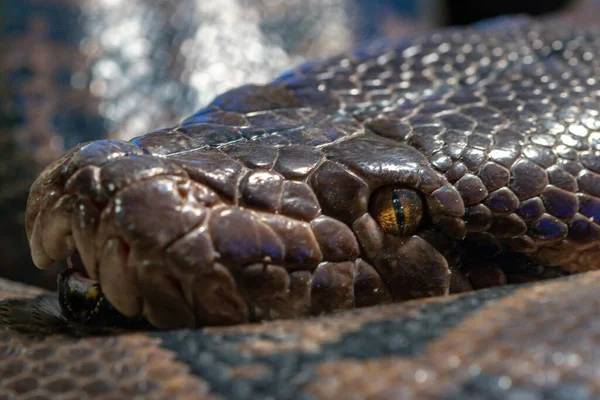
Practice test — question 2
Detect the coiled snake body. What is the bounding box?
[1,20,600,399]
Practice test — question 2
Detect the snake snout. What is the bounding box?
[24,140,218,325]
[26,140,146,267]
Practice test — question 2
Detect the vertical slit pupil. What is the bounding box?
[391,190,405,234]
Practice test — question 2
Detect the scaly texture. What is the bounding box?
[24,22,600,329]
[1,272,599,398]
[2,18,600,399]
[0,0,366,288]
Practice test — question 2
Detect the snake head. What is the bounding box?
[24,121,468,330]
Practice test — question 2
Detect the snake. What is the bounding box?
[1,16,600,400]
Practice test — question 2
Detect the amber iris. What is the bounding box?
[369,187,424,236]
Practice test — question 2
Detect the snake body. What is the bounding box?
[1,18,600,399]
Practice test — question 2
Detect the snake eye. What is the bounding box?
[369,187,424,236]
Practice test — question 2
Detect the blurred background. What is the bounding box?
[0,0,594,288]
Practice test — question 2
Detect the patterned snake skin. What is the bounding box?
[2,12,600,400]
